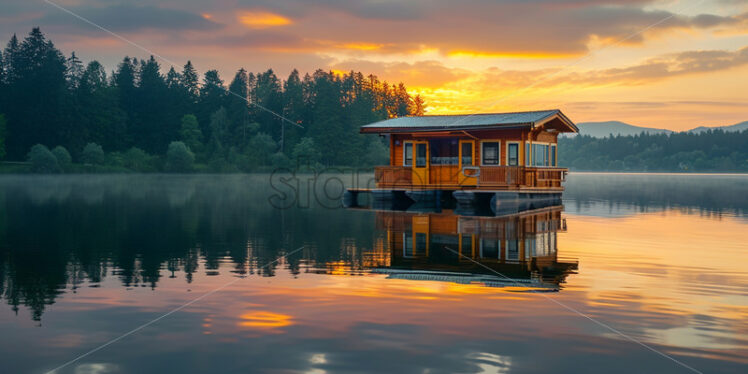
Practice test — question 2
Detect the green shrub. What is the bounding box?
[27,144,60,173]
[81,142,105,165]
[166,141,195,172]
[51,146,72,170]
[123,147,153,172]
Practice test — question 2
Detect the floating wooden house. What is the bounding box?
[348,109,578,209]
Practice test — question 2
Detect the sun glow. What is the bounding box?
[238,11,293,29]
[447,50,578,59]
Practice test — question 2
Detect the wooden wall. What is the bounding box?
[388,128,558,166]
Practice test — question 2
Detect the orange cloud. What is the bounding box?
[238,11,293,29]
[447,50,579,59]
[341,42,385,51]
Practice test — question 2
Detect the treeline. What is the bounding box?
[0,28,425,172]
[559,130,748,172]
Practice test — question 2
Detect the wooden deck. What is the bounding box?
[372,165,566,191]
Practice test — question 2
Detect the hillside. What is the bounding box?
[574,121,672,137]
[688,121,748,134]
[573,120,748,138]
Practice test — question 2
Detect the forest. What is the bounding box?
[0,28,424,173]
[1,28,746,174]
[559,130,748,172]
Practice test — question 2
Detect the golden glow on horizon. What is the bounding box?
[238,11,293,29]
[447,50,579,59]
[342,42,385,51]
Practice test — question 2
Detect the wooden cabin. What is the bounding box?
[360,109,577,194]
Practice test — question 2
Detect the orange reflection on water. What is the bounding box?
[238,311,294,329]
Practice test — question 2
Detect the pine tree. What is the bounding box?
[2,34,20,84]
[165,67,182,90]
[181,60,199,99]
[65,51,84,89]
[8,28,67,159]
[198,69,227,139]
[227,68,251,147]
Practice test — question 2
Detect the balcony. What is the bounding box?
[374,166,566,190]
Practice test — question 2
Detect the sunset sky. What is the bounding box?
[1,0,747,130]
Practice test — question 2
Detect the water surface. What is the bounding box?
[0,173,746,374]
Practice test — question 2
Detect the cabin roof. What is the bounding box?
[360,109,578,134]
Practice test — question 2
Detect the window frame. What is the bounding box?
[506,141,520,166]
[531,141,550,167]
[480,140,501,166]
[415,142,428,168]
[460,141,474,167]
[403,141,413,167]
[550,144,557,167]
[525,141,531,166]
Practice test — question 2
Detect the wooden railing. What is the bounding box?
[531,167,566,188]
[375,165,566,189]
[479,166,522,186]
[375,166,412,186]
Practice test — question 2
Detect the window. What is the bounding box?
[415,143,428,167]
[525,142,531,166]
[482,142,500,165]
[429,139,458,165]
[461,142,473,166]
[533,144,549,167]
[403,143,413,166]
[550,144,557,166]
[507,143,519,166]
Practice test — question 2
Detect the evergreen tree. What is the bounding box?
[2,34,21,84]
[282,69,304,152]
[254,69,283,140]
[198,70,227,139]
[65,51,84,89]
[133,56,170,152]
[227,68,251,147]
[181,60,199,100]
[76,61,126,151]
[7,28,67,159]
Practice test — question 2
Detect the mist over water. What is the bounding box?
[0,173,746,374]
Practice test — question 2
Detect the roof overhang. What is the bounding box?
[534,111,578,133]
[360,110,578,134]
[360,124,532,134]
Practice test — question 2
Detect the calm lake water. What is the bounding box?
[0,173,746,374]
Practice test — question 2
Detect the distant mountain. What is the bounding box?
[688,120,748,134]
[572,121,673,138]
[571,120,748,138]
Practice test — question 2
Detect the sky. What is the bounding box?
[1,0,747,130]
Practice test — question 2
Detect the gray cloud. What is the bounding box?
[39,4,222,33]
[227,1,743,56]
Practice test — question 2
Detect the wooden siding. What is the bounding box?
[379,128,564,190]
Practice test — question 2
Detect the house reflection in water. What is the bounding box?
[354,206,578,291]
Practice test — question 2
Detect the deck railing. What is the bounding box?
[375,166,412,186]
[374,165,566,189]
